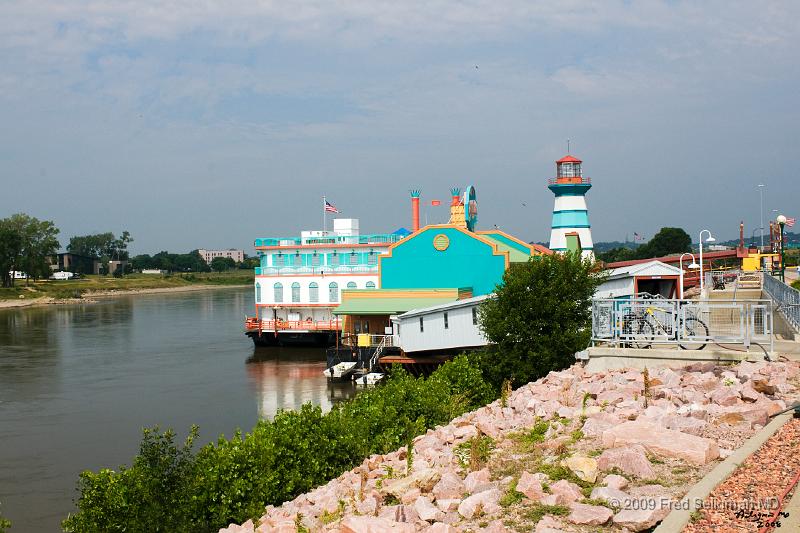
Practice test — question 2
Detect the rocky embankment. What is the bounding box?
[221,360,800,533]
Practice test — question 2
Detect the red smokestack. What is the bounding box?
[411,190,421,231]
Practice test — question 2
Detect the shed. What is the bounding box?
[596,260,683,299]
[393,294,490,354]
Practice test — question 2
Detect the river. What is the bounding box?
[0,287,354,532]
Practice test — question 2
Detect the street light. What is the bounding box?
[758,184,765,250]
[679,252,700,299]
[698,229,716,296]
[777,215,787,282]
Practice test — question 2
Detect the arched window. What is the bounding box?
[255,282,261,303]
[291,282,300,302]
[274,282,283,303]
[309,282,319,303]
[366,281,376,289]
[329,282,339,303]
[347,281,357,289]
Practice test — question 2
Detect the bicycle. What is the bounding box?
[622,301,709,350]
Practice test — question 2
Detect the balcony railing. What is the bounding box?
[548,176,591,185]
[255,265,377,276]
[245,318,342,332]
[341,333,397,348]
[255,233,405,248]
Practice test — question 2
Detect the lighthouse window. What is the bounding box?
[443,312,449,329]
[274,282,283,303]
[349,252,358,265]
[366,281,376,289]
[255,283,261,303]
[291,282,300,302]
[472,307,478,325]
[273,254,285,267]
[311,253,321,267]
[329,282,339,303]
[330,253,340,267]
[293,253,302,267]
[419,316,424,332]
[309,282,319,303]
[368,252,377,265]
[347,281,357,289]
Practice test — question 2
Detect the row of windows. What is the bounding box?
[418,308,479,332]
[268,252,378,268]
[255,281,376,303]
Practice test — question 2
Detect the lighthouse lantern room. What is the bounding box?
[548,154,594,259]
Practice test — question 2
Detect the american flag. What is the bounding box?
[787,217,796,228]
[324,200,340,214]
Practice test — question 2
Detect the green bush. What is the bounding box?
[63,356,495,532]
[478,252,606,388]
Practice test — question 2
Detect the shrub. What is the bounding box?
[478,252,605,388]
[63,356,495,532]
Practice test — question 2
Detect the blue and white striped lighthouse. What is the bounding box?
[548,154,594,259]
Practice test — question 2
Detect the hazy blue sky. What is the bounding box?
[1,1,797,254]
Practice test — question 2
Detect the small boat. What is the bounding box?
[354,372,385,386]
[324,361,358,380]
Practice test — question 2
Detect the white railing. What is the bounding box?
[592,296,773,352]
[763,274,800,332]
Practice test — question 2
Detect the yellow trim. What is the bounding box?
[377,224,510,282]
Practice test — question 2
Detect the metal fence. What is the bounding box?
[763,274,800,332]
[592,296,773,351]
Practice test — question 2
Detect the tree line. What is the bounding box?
[596,227,692,264]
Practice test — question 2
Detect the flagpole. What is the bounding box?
[323,196,326,234]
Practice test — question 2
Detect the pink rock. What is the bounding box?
[602,474,629,490]
[535,515,569,532]
[457,488,501,519]
[612,504,670,531]
[454,425,478,440]
[356,495,379,516]
[432,471,466,500]
[414,496,443,523]
[549,480,583,504]
[400,487,421,505]
[567,502,613,525]
[590,486,629,505]
[464,468,491,494]
[424,524,457,533]
[581,413,622,437]
[339,515,417,533]
[517,471,547,500]
[710,387,740,406]
[435,499,461,512]
[481,519,511,532]
[597,444,656,479]
[601,421,719,465]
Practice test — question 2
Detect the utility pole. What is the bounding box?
[758,184,765,250]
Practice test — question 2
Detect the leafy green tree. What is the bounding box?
[210,257,236,272]
[633,227,691,259]
[0,214,60,286]
[597,246,635,263]
[478,252,605,388]
[67,233,115,259]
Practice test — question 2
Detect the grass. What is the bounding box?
[0,271,253,301]
[455,435,495,471]
[522,503,570,523]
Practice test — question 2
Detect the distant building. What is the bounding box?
[198,249,244,264]
[56,253,100,275]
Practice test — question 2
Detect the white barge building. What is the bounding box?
[245,218,408,346]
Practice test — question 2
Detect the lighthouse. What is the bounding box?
[548,154,594,259]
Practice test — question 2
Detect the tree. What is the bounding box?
[478,252,606,388]
[633,227,691,259]
[210,257,235,272]
[0,214,60,286]
[67,232,115,259]
[597,246,635,264]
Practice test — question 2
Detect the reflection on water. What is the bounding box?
[246,347,356,418]
[0,288,348,533]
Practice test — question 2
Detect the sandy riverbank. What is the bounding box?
[0,284,250,310]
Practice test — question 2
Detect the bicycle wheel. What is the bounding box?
[624,319,653,349]
[680,317,709,350]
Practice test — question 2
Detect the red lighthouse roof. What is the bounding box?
[556,154,582,164]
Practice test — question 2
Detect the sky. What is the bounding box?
[1,1,798,255]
